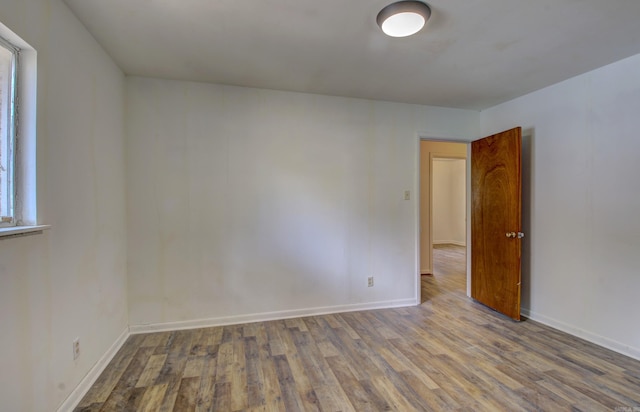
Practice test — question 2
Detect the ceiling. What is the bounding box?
[62,0,640,110]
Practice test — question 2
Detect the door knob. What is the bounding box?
[506,232,516,238]
[517,232,525,239]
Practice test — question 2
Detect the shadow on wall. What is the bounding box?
[521,128,535,312]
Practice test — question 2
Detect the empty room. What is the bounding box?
[1,0,640,410]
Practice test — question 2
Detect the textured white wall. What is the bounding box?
[0,1,127,410]
[126,77,479,327]
[481,53,640,359]
[433,159,466,245]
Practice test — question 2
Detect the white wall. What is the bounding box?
[0,1,127,410]
[481,53,640,359]
[433,159,466,245]
[126,77,479,328]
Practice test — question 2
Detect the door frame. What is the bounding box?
[416,136,472,303]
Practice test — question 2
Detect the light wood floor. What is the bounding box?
[76,245,640,411]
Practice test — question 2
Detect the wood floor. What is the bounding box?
[76,245,640,411]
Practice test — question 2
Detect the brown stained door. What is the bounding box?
[471,127,522,321]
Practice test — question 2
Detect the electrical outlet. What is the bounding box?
[404,190,411,200]
[368,277,374,287]
[73,338,80,360]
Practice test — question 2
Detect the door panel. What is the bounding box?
[471,127,522,320]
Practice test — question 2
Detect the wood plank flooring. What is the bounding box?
[76,245,640,411]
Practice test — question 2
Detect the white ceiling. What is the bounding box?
[63,0,640,110]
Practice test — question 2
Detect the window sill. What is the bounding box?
[0,225,51,238]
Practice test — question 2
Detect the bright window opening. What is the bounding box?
[0,37,17,227]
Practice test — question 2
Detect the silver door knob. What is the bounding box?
[517,232,525,239]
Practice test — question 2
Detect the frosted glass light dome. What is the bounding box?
[377,1,431,38]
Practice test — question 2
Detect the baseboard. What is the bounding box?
[521,308,640,361]
[433,240,466,246]
[56,327,130,412]
[130,298,418,334]
[421,267,432,275]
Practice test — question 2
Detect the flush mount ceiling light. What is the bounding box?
[377,1,431,38]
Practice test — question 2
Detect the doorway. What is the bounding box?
[418,140,468,303]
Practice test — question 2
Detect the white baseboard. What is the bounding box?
[521,308,640,361]
[130,298,418,334]
[433,240,466,246]
[56,327,130,412]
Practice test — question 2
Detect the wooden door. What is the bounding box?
[471,127,522,320]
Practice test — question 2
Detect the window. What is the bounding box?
[0,36,17,227]
[0,22,40,236]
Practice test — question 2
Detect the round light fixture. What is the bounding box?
[377,1,431,38]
